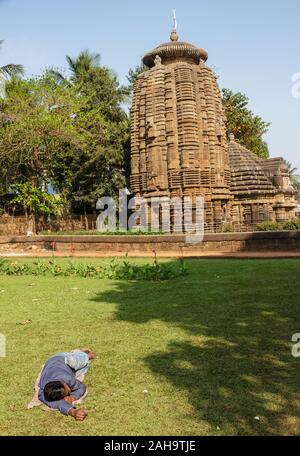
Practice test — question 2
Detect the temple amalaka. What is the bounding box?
[130,28,297,232]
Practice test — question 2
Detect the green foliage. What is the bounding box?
[126,62,148,96]
[10,183,65,217]
[285,160,298,177]
[256,220,300,231]
[222,89,271,158]
[282,220,300,230]
[292,179,300,192]
[69,64,130,206]
[0,40,24,79]
[0,257,188,281]
[0,57,130,213]
[220,223,234,233]
[0,73,84,195]
[256,221,281,231]
[50,51,130,207]
[284,160,300,191]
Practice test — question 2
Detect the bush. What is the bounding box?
[256,219,300,232]
[282,220,300,231]
[0,257,188,282]
[220,223,234,233]
[256,221,281,231]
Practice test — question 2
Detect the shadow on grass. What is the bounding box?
[90,259,300,435]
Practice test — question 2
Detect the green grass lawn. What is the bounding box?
[0,258,300,436]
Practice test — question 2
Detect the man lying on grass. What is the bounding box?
[28,348,96,421]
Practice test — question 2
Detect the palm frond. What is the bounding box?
[90,51,101,67]
[48,69,66,83]
[66,50,101,79]
[284,160,298,177]
[79,49,101,67]
[66,55,77,74]
[0,63,24,78]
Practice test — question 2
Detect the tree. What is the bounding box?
[222,89,271,158]
[66,50,101,80]
[285,160,298,178]
[0,40,24,78]
[0,57,130,216]
[0,40,24,98]
[126,62,147,97]
[11,182,65,232]
[50,50,130,209]
[68,65,130,210]
[285,161,300,191]
[0,73,85,208]
[51,49,101,84]
[52,49,128,121]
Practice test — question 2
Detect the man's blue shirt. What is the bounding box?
[38,354,87,415]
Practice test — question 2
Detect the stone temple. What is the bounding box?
[130,28,297,232]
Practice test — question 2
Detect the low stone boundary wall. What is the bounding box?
[0,215,97,235]
[0,231,299,256]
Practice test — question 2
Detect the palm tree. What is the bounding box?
[285,160,298,177]
[50,50,101,83]
[285,160,300,191]
[0,40,24,78]
[293,177,300,192]
[0,40,24,98]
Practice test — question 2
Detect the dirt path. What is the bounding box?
[0,250,300,259]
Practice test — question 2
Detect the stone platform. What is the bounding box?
[0,231,299,258]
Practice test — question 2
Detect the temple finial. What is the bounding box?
[173,10,177,31]
[170,10,179,41]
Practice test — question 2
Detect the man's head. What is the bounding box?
[44,381,71,402]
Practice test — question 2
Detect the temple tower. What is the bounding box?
[130,29,232,231]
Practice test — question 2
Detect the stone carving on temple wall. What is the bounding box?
[154,55,162,66]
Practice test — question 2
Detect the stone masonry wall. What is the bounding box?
[0,232,299,256]
[0,215,97,236]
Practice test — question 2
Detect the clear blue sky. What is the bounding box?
[1,0,300,170]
